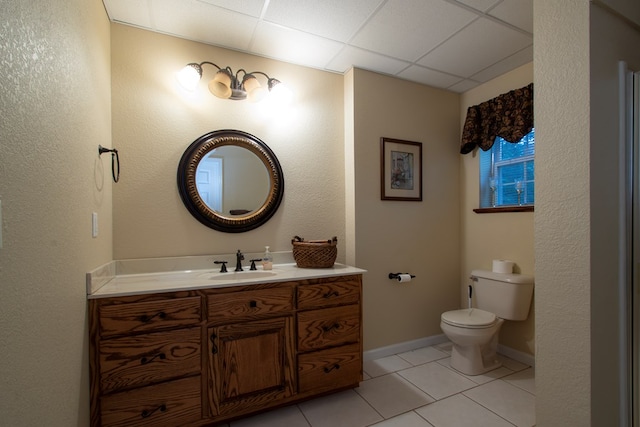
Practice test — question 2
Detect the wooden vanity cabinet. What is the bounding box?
[89,274,362,427]
[89,291,204,427]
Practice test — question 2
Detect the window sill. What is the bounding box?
[473,206,534,214]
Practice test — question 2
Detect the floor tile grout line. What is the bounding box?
[364,409,435,427]
[394,351,451,367]
[434,357,517,383]
[352,386,388,425]
[411,408,436,427]
[360,369,441,403]
[460,390,522,427]
[355,371,439,420]
[294,402,313,427]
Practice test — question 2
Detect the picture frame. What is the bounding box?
[380,137,422,201]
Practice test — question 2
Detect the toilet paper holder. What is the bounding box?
[388,273,416,280]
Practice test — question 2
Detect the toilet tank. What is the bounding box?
[471,269,534,321]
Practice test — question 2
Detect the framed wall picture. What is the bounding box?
[380,137,422,201]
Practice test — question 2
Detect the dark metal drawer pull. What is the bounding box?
[249,300,257,308]
[323,291,339,298]
[139,311,167,323]
[141,403,166,419]
[323,364,340,373]
[140,353,166,365]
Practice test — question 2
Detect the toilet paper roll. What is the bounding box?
[492,259,514,274]
[397,274,412,283]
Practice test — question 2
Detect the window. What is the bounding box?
[479,129,534,209]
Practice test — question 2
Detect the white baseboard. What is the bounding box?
[364,335,535,368]
[363,334,449,361]
[497,344,535,367]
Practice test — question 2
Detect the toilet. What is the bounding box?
[440,269,534,375]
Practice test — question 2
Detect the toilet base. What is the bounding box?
[449,343,501,376]
[443,318,504,376]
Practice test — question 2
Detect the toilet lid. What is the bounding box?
[441,309,496,328]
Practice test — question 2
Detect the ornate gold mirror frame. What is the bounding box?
[177,129,284,233]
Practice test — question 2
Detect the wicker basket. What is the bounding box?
[291,236,338,268]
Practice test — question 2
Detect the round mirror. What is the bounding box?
[177,129,284,233]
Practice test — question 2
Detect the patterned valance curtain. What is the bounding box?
[460,83,534,154]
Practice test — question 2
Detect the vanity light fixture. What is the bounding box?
[176,61,287,103]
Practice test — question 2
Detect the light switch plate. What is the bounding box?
[92,212,98,238]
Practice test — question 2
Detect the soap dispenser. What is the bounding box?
[262,246,273,270]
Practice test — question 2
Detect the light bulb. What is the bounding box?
[176,64,202,91]
[269,82,292,105]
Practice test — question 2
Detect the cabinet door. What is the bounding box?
[208,317,295,417]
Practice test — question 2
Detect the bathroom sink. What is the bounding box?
[198,270,278,281]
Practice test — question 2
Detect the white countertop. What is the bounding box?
[88,263,366,299]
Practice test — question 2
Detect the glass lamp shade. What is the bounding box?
[176,64,202,91]
[208,70,233,99]
[243,75,267,103]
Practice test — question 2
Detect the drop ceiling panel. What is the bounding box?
[103,0,153,28]
[417,16,532,77]
[349,0,478,61]
[470,44,532,82]
[456,0,502,13]
[488,0,533,33]
[448,78,483,93]
[264,0,385,42]
[196,0,266,17]
[326,46,410,75]
[151,0,258,50]
[397,65,464,88]
[251,21,345,69]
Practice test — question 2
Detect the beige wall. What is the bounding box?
[0,0,112,425]
[535,3,591,423]
[460,63,534,356]
[111,25,346,260]
[535,0,640,424]
[352,69,461,350]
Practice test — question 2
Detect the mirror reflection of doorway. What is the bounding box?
[197,156,223,212]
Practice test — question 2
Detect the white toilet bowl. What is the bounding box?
[440,308,504,375]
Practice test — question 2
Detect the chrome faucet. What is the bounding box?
[235,249,244,272]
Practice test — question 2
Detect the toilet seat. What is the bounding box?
[441,308,497,329]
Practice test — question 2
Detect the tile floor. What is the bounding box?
[222,342,536,427]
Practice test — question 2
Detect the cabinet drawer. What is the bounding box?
[298,344,361,393]
[99,297,201,337]
[100,376,201,427]
[297,279,360,310]
[207,287,293,323]
[100,328,201,393]
[298,305,360,352]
